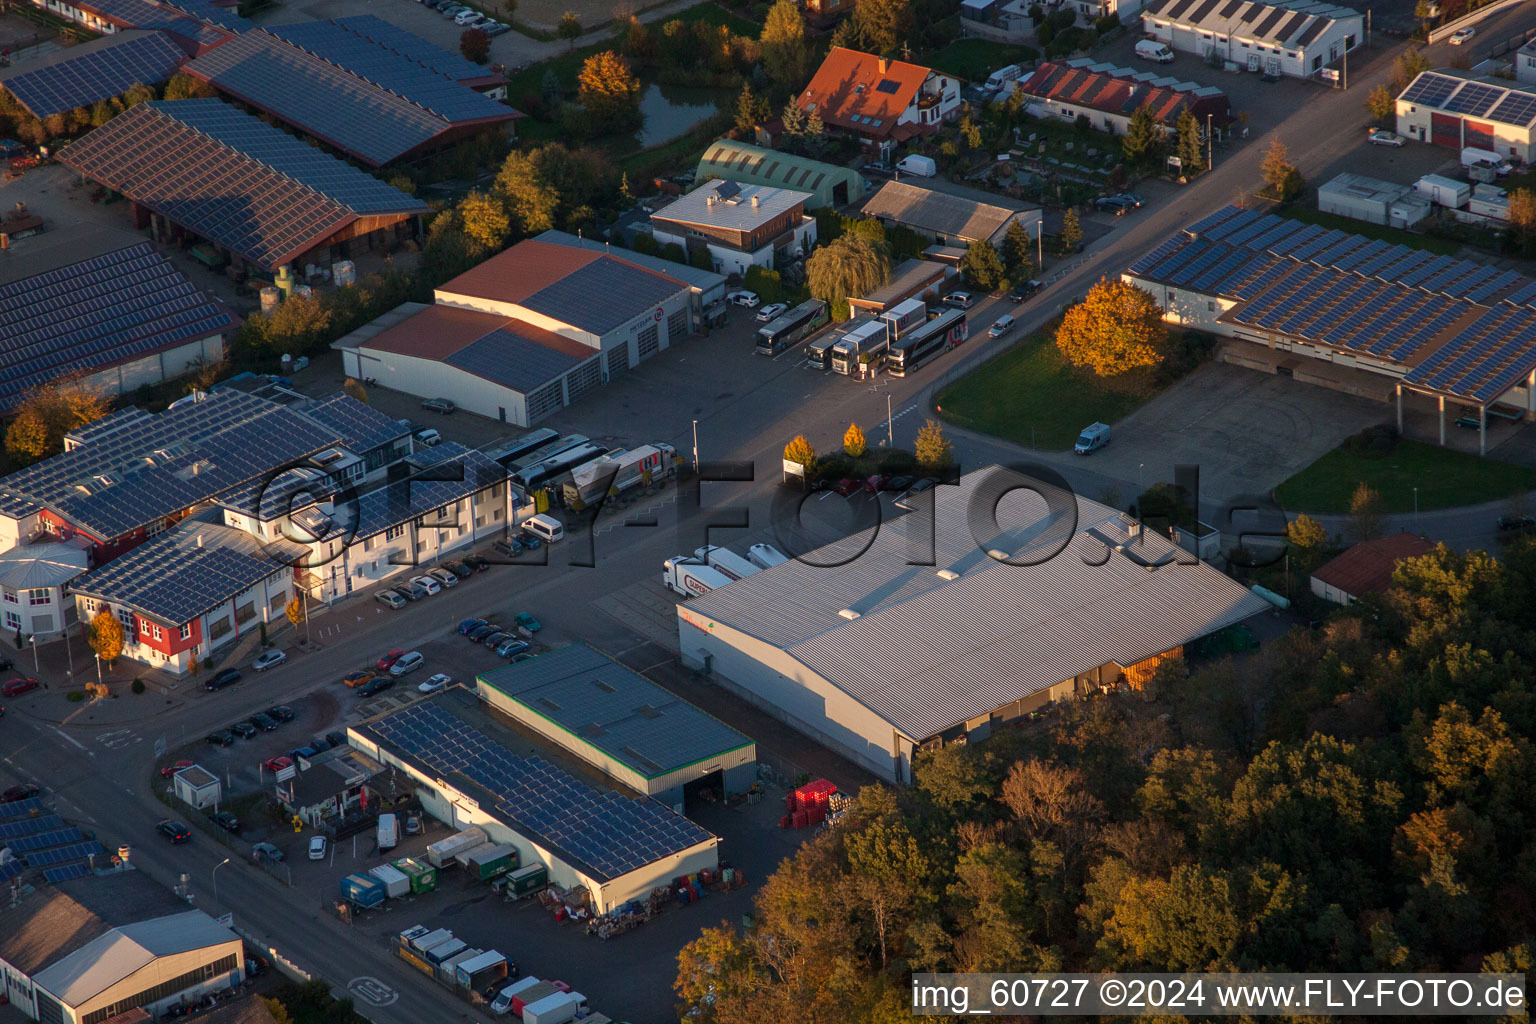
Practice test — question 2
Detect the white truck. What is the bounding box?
[983,64,1022,95]
[377,813,398,853]
[663,555,733,598]
[523,991,588,1024]
[560,443,677,505]
[748,542,789,569]
[1461,146,1512,176]
[895,154,936,177]
[425,827,488,869]
[695,545,761,581]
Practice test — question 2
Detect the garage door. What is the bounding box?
[526,380,563,423]
[637,324,660,361]
[606,341,632,381]
[1431,112,1462,148]
[565,358,603,403]
[1464,119,1493,151]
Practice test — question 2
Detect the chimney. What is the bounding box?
[877,57,889,74]
[751,195,760,208]
[196,534,203,547]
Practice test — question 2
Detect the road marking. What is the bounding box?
[347,977,399,1007]
[97,729,137,750]
[53,728,91,753]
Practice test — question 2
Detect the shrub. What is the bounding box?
[816,451,854,481]
[66,690,86,703]
[743,265,785,304]
[878,449,917,474]
[631,231,660,255]
[131,678,146,694]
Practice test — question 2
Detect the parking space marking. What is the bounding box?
[347,978,398,1007]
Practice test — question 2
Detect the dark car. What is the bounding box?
[1111,191,1144,208]
[205,730,235,747]
[884,475,914,492]
[515,530,543,549]
[462,554,490,572]
[325,731,345,747]
[482,631,513,649]
[442,560,474,578]
[266,705,295,723]
[210,811,240,832]
[251,712,279,732]
[392,583,427,602]
[908,478,938,493]
[458,618,488,635]
[492,538,523,558]
[230,721,258,739]
[469,624,500,642]
[1094,196,1130,216]
[157,819,192,843]
[0,652,10,671]
[204,668,241,692]
[832,478,860,496]
[1008,280,1041,303]
[1497,514,1535,532]
[2,783,41,803]
[357,676,395,697]
[863,474,889,493]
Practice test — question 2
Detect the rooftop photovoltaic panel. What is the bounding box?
[72,538,286,624]
[1439,262,1499,297]
[83,0,227,46]
[58,99,427,271]
[328,15,492,82]
[1262,222,1322,256]
[445,329,587,395]
[1399,72,1460,107]
[1443,81,1503,116]
[7,827,86,853]
[44,863,93,883]
[0,814,64,839]
[1488,90,1536,127]
[0,31,187,119]
[158,0,250,32]
[1191,206,1257,240]
[1227,214,1288,248]
[1501,279,1536,306]
[1469,268,1524,303]
[0,798,45,821]
[1398,254,1458,289]
[1331,237,1388,271]
[0,861,22,884]
[520,259,685,336]
[24,840,105,867]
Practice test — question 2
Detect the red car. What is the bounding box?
[1,677,39,698]
[376,649,406,672]
[832,478,860,496]
[863,474,889,493]
[159,760,195,778]
[262,755,293,773]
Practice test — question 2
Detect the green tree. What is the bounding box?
[458,189,509,253]
[1057,208,1082,253]
[557,10,582,47]
[843,422,866,457]
[1001,219,1034,279]
[88,610,124,667]
[959,238,1006,291]
[121,82,155,108]
[249,293,332,356]
[1414,0,1434,32]
[914,417,951,468]
[460,26,491,63]
[761,0,814,89]
[960,114,982,150]
[1365,83,1396,124]
[540,67,562,109]
[576,50,641,128]
[1390,46,1432,94]
[1055,277,1167,376]
[781,99,805,137]
[734,83,770,133]
[851,0,913,55]
[1349,482,1383,541]
[803,109,826,153]
[806,234,890,311]
[494,150,560,234]
[1175,109,1203,174]
[844,817,931,967]
[914,744,995,813]
[1122,105,1160,165]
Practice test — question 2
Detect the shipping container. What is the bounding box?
[339,873,387,908]
[436,947,484,984]
[455,950,509,989]
[368,863,411,899]
[426,827,488,868]
[504,863,548,897]
[393,857,439,893]
[408,927,454,955]
[423,937,468,966]
[463,843,519,880]
[523,992,580,1024]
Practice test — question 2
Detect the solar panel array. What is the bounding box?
[0,31,187,119]
[520,258,686,336]
[365,700,713,881]
[0,861,22,884]
[158,0,251,32]
[352,449,505,540]
[57,99,426,270]
[82,0,228,47]
[8,827,87,853]
[1131,204,1536,402]
[0,241,234,413]
[445,328,585,394]
[0,813,64,839]
[329,15,492,83]
[1399,71,1536,128]
[302,392,411,455]
[25,841,105,867]
[0,798,44,821]
[44,863,93,883]
[73,539,285,624]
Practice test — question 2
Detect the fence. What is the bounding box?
[1428,0,1527,44]
[1488,24,1536,58]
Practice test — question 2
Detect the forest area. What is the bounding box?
[676,540,1536,1021]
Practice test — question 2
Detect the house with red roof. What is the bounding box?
[1015,58,1233,137]
[796,47,961,157]
[1309,532,1434,605]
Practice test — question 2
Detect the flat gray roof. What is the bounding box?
[478,643,753,779]
[0,869,187,976]
[687,466,1267,740]
[652,179,811,232]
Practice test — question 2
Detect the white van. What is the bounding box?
[1461,146,1512,176]
[983,64,1022,94]
[1135,39,1176,63]
[895,154,936,177]
[523,513,564,543]
[377,813,398,853]
[1074,422,1112,454]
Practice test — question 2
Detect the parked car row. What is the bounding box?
[829,475,938,498]
[490,527,545,558]
[204,705,295,746]
[457,616,539,661]
[375,558,486,610]
[420,0,510,33]
[1094,191,1144,216]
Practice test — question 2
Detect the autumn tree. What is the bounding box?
[1055,278,1167,376]
[1122,105,1160,165]
[781,99,805,137]
[460,26,491,63]
[1390,46,1432,94]
[1285,512,1329,571]
[162,72,215,100]
[760,0,814,89]
[285,598,304,628]
[851,0,913,55]
[3,380,109,465]
[806,234,890,313]
[915,418,952,468]
[342,378,370,404]
[1349,482,1383,541]
[557,10,582,47]
[843,422,867,457]
[1260,137,1304,200]
[494,151,560,234]
[1001,219,1034,280]
[243,293,332,356]
[458,189,510,253]
[1365,84,1396,124]
[1057,208,1081,253]
[959,238,1007,292]
[576,50,641,129]
[1175,109,1203,174]
[89,610,124,667]
[1507,188,1536,254]
[783,433,816,468]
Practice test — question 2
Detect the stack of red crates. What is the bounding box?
[778,779,837,827]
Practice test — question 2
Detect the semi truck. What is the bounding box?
[662,556,733,598]
[427,827,488,868]
[560,443,676,505]
[748,542,789,569]
[694,545,761,581]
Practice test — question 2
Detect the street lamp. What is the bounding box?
[692,419,700,473]
[212,857,230,903]
[28,634,38,673]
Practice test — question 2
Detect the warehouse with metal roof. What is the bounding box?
[696,139,866,209]
[861,180,1042,247]
[58,99,429,272]
[0,31,187,119]
[1395,69,1536,161]
[1141,0,1361,77]
[477,643,756,809]
[1124,203,1536,452]
[0,240,235,415]
[678,465,1267,784]
[349,689,718,914]
[338,240,695,426]
[183,26,518,167]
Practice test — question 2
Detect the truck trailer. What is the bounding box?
[368,863,410,899]
[502,862,548,898]
[662,556,733,598]
[694,545,761,582]
[511,981,560,1017]
[747,542,789,569]
[462,843,519,880]
[339,873,387,908]
[560,443,676,505]
[523,992,582,1024]
[426,827,488,868]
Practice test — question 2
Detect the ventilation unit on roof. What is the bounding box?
[633,704,662,719]
[536,697,562,713]
[592,679,617,694]
[936,568,959,580]
[838,608,861,620]
[579,722,606,738]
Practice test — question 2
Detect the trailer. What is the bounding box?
[878,298,926,339]
[408,928,454,955]
[436,947,484,984]
[523,992,581,1024]
[747,542,789,569]
[393,857,439,893]
[368,863,410,899]
[662,556,733,598]
[426,827,488,869]
[511,981,560,1018]
[693,545,761,582]
[339,873,387,908]
[560,443,676,505]
[503,862,548,898]
[423,937,467,966]
[462,843,519,881]
[455,950,510,991]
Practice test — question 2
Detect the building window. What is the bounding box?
[4,611,19,631]
[1,588,14,604]
[151,624,164,641]
[1207,301,1216,311]
[81,954,239,1024]
[385,525,404,542]
[180,623,192,640]
[27,589,49,606]
[118,608,136,640]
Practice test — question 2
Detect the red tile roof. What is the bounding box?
[797,47,933,140]
[363,304,512,360]
[436,240,602,305]
[1016,61,1233,127]
[1311,532,1435,598]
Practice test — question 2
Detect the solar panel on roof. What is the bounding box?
[1399,72,1460,107]
[0,32,188,120]
[1489,90,1536,127]
[0,814,64,839]
[44,863,93,883]
[1469,269,1524,303]
[0,797,45,821]
[0,861,22,884]
[10,828,88,854]
[24,841,105,867]
[1443,81,1504,116]
[1504,280,1536,306]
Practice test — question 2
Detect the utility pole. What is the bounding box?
[887,394,894,447]
[691,419,699,473]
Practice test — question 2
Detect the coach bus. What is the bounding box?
[806,314,871,370]
[886,309,968,378]
[755,299,829,355]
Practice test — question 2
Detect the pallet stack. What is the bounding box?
[779,778,838,828]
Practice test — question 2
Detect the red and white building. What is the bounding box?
[796,47,961,157]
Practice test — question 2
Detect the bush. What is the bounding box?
[744,265,786,304]
[66,690,85,703]
[1342,423,1401,458]
[660,242,687,264]
[878,449,917,474]
[631,231,660,255]
[1094,13,1120,34]
[131,678,146,694]
[816,451,854,481]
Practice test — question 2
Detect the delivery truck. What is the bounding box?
[377,813,398,853]
[427,827,488,868]
[511,981,560,1017]
[747,542,788,569]
[369,863,410,899]
[462,843,519,880]
[492,977,544,1015]
[503,863,548,899]
[340,873,387,909]
[560,443,676,505]
[662,555,733,598]
[523,991,584,1024]
[1461,146,1512,176]
[895,154,936,177]
[437,947,484,984]
[694,545,761,582]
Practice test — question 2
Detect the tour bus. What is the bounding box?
[486,428,560,468]
[886,309,968,377]
[807,315,874,369]
[511,442,609,493]
[830,319,890,376]
[755,299,829,355]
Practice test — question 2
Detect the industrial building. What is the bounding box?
[477,643,757,810]
[1124,204,1536,453]
[349,689,719,914]
[695,140,867,210]
[1014,59,1233,135]
[22,0,245,56]
[0,865,244,1024]
[337,240,696,426]
[847,256,954,315]
[1395,69,1536,162]
[861,180,1042,248]
[58,99,429,273]
[534,229,728,321]
[649,179,817,279]
[183,23,519,167]
[0,241,236,415]
[1140,0,1362,77]
[1316,172,1430,229]
[0,31,188,119]
[678,466,1266,783]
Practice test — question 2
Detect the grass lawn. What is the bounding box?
[1274,438,1536,514]
[935,331,1158,450]
[926,38,1028,81]
[1276,206,1461,256]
